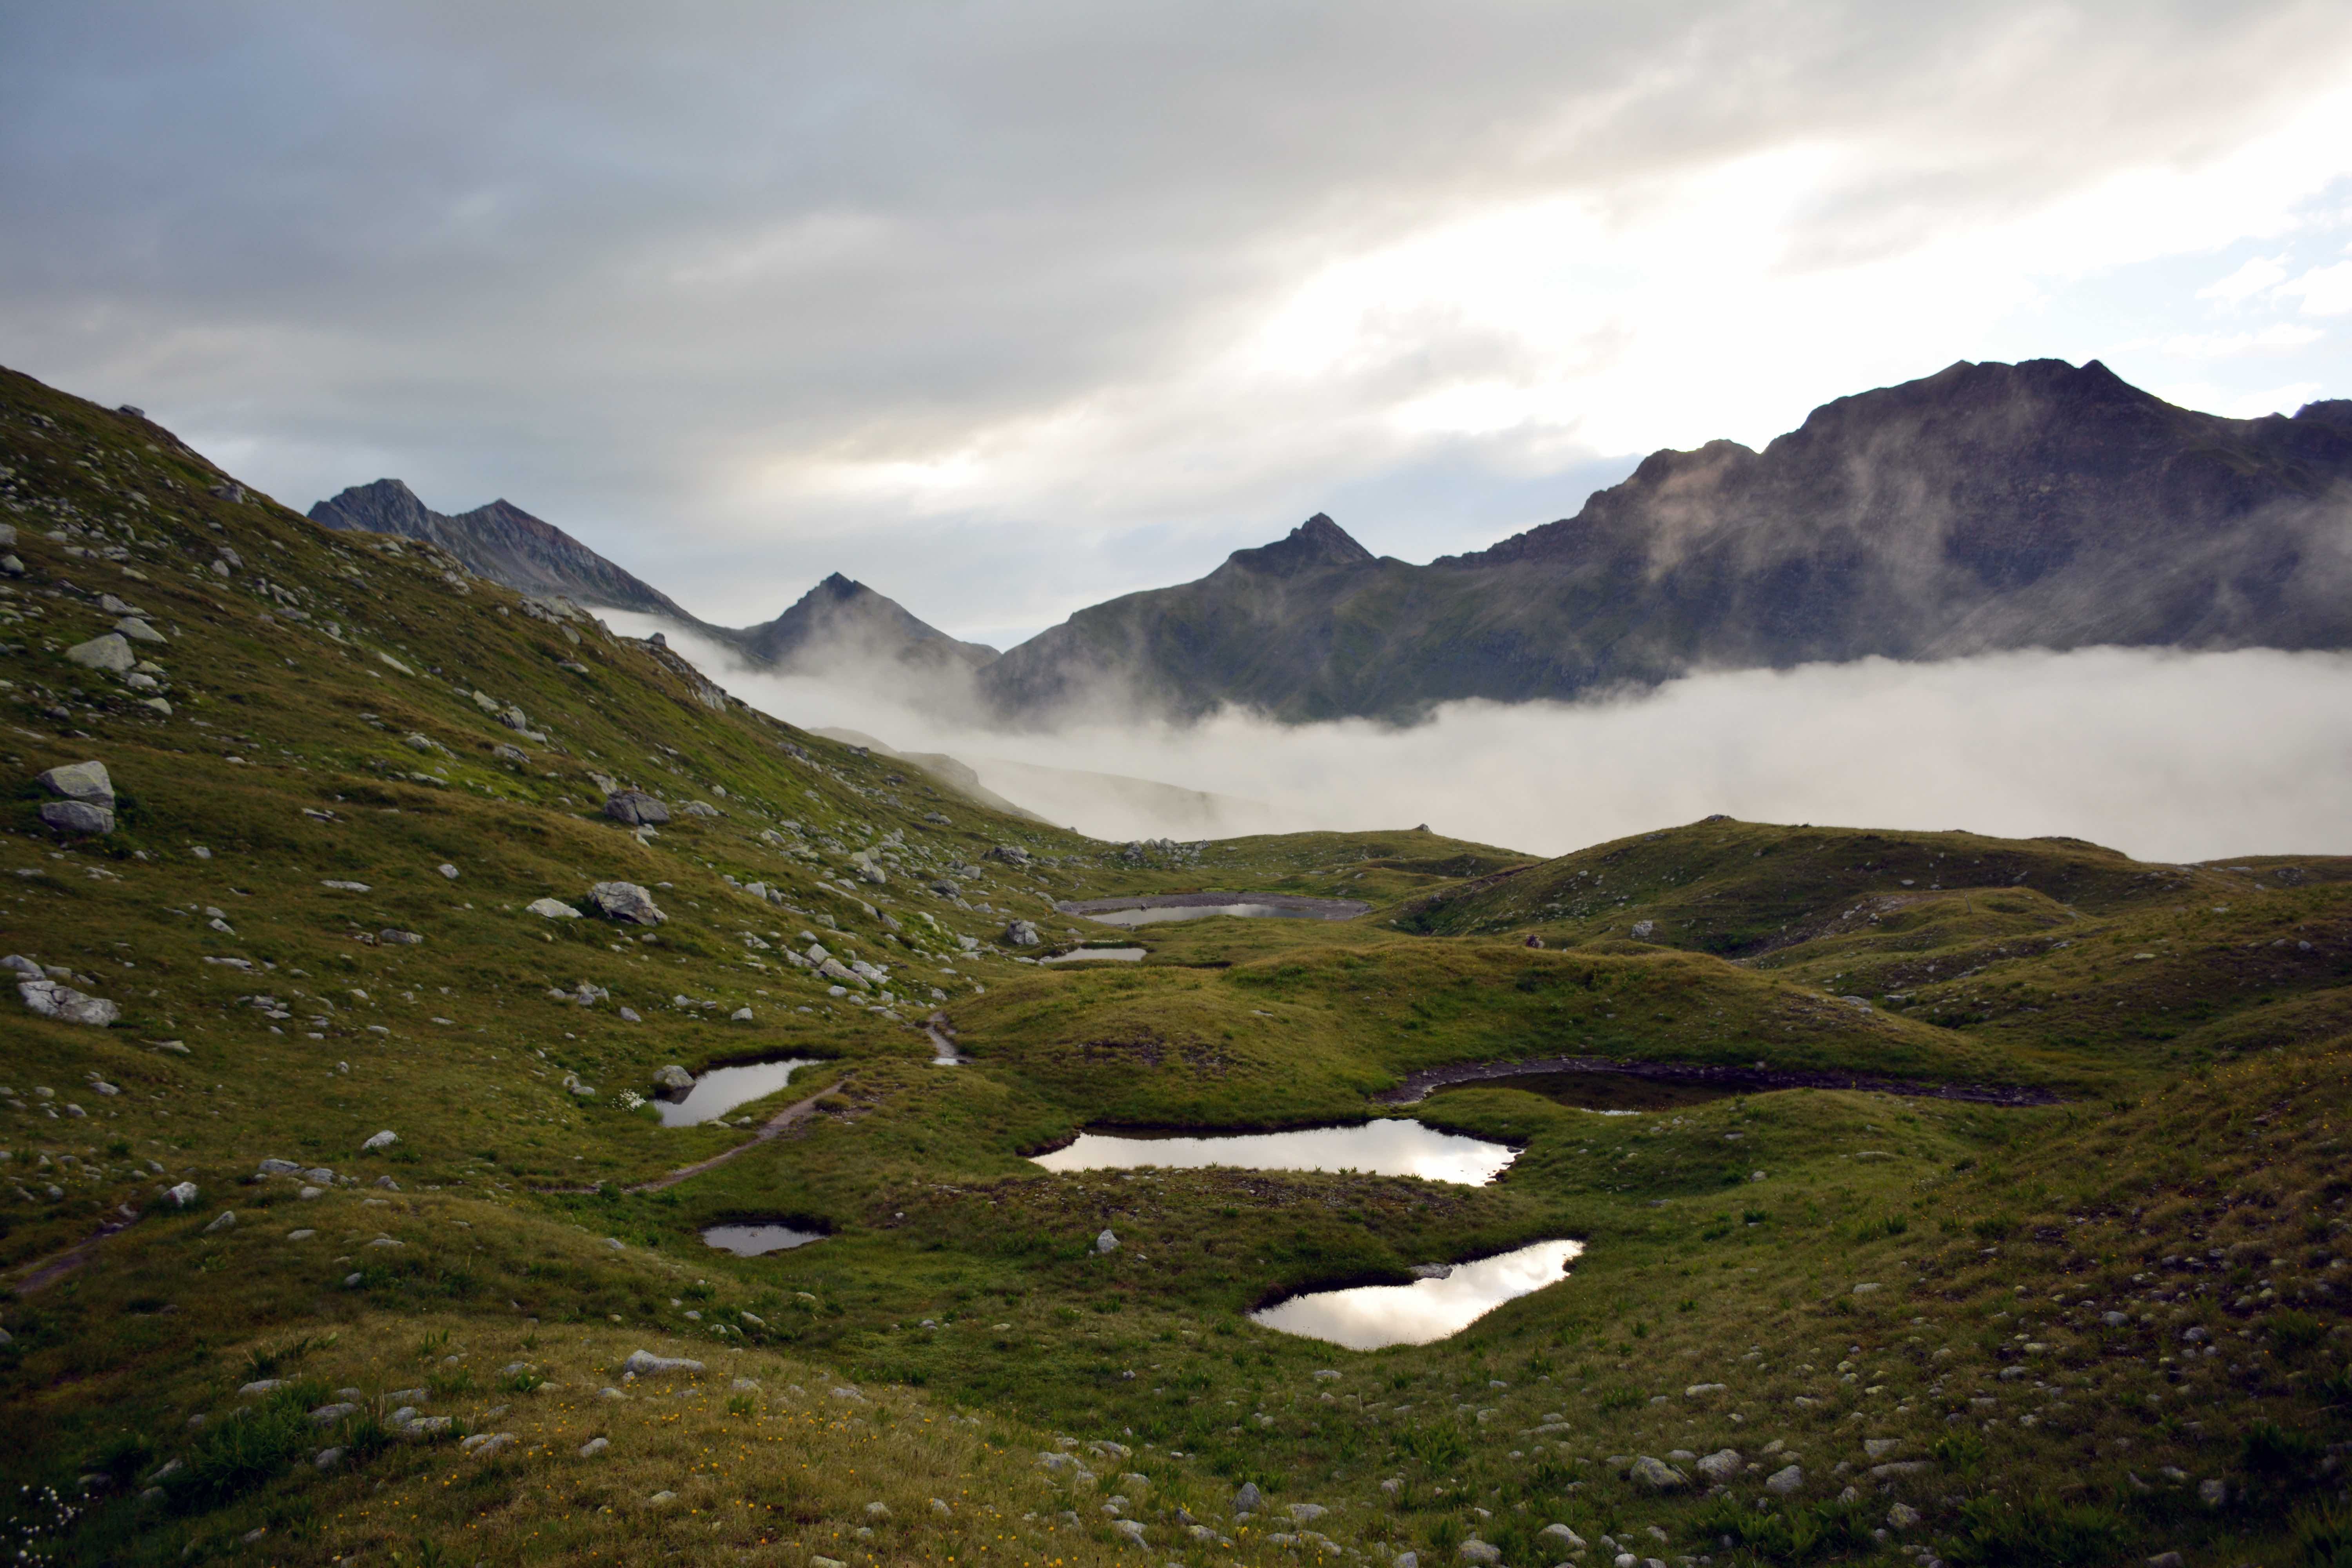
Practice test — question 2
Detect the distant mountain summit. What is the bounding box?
[309,479,693,620]
[982,359,2352,722]
[309,478,989,679]
[730,572,998,674]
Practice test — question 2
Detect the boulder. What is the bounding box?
[1627,1455,1686,1490]
[681,800,721,818]
[362,1130,399,1152]
[36,761,113,803]
[1764,1464,1804,1495]
[527,897,581,920]
[1458,1543,1502,1565]
[603,791,670,827]
[1096,1229,1119,1254]
[19,978,118,1025]
[163,1181,199,1207]
[65,634,134,672]
[1540,1524,1587,1550]
[491,743,529,764]
[40,801,114,834]
[1695,1448,1743,1483]
[1232,1483,1262,1515]
[623,1349,704,1377]
[116,617,167,644]
[652,1065,694,1093]
[587,882,666,925]
[1003,919,1041,946]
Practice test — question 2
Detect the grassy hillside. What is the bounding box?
[3,363,2350,1568]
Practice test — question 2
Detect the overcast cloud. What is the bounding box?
[5,2,2352,645]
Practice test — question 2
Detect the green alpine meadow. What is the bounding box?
[4,360,2351,1568]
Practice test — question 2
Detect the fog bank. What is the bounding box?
[607,613,2352,864]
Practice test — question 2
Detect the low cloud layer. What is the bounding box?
[614,612,2352,864]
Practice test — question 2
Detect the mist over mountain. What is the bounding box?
[979,359,2352,723]
[728,572,998,675]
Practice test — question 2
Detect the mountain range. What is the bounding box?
[313,358,2352,723]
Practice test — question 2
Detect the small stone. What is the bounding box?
[1887,1504,1921,1531]
[203,1210,236,1234]
[1764,1464,1804,1495]
[116,617,167,644]
[1863,1439,1900,1459]
[622,1349,705,1377]
[579,1437,610,1457]
[163,1181,198,1207]
[1233,1483,1262,1515]
[1003,919,1041,946]
[1110,1519,1147,1546]
[1096,1229,1119,1254]
[2198,1478,2226,1508]
[362,1130,398,1152]
[647,1490,677,1505]
[1541,1524,1587,1550]
[1458,1542,1503,1565]
[731,1006,753,1022]
[315,1448,344,1470]
[1695,1448,1742,1482]
[437,864,459,879]
[527,897,581,919]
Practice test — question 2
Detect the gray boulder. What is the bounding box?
[622,1349,704,1377]
[1627,1455,1686,1490]
[586,882,666,925]
[603,791,670,827]
[1232,1483,1261,1515]
[526,897,581,920]
[1695,1448,1743,1483]
[40,800,114,834]
[37,761,113,803]
[652,1065,694,1093]
[1096,1229,1119,1254]
[1003,919,1041,946]
[1764,1464,1804,1495]
[681,800,721,818]
[65,634,134,672]
[116,617,168,644]
[19,978,118,1026]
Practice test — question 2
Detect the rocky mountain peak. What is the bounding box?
[1221,513,1377,577]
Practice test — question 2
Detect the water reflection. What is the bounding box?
[655,1058,819,1127]
[1250,1239,1584,1349]
[701,1222,825,1256]
[1030,1119,1515,1185]
[1085,903,1298,926]
[1041,946,1147,963]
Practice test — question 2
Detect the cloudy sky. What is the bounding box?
[6,1,2352,647]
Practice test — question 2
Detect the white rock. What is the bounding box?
[65,634,134,672]
[527,897,582,920]
[362,1130,398,1151]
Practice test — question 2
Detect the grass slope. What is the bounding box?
[2,364,2349,1568]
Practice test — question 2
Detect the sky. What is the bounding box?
[6,2,2352,648]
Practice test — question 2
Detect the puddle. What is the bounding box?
[1030,1120,1515,1185]
[1041,947,1147,964]
[655,1058,820,1127]
[1436,1071,1751,1114]
[700,1222,825,1256]
[1250,1239,1583,1350]
[1062,892,1370,927]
